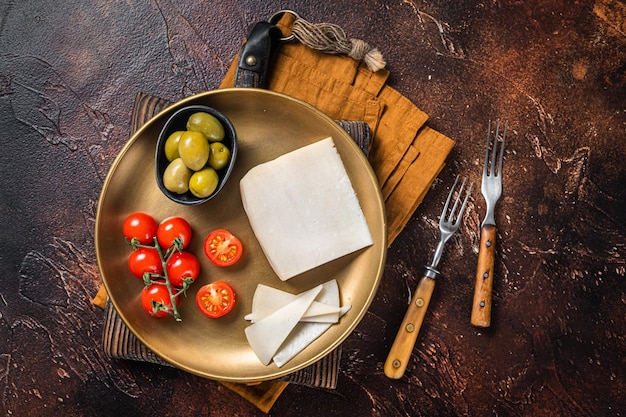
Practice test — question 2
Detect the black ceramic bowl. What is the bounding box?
[155,105,238,205]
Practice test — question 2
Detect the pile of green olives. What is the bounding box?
[162,112,232,198]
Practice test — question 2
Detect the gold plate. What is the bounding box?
[95,88,387,382]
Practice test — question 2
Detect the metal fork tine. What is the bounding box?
[490,119,500,174]
[486,119,508,177]
[441,175,460,220]
[483,120,492,176]
[448,177,464,221]
[497,120,508,176]
[455,180,473,226]
[447,176,472,225]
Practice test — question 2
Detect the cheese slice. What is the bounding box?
[244,280,352,367]
[240,137,373,281]
[272,280,351,367]
[272,307,351,368]
[244,284,322,365]
[244,284,343,323]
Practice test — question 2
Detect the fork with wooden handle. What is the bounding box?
[384,176,472,379]
[471,120,507,328]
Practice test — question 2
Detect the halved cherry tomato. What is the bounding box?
[123,212,157,245]
[157,216,192,249]
[166,251,200,288]
[141,283,177,318]
[128,247,163,279]
[195,281,236,318]
[204,229,243,267]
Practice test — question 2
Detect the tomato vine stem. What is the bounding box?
[130,237,187,321]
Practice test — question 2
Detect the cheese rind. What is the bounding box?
[240,137,373,281]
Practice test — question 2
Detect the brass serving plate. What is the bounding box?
[95,88,387,382]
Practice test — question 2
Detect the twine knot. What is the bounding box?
[291,18,386,72]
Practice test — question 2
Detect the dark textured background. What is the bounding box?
[1,1,624,416]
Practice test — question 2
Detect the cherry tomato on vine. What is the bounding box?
[166,251,200,288]
[203,229,243,267]
[141,283,177,318]
[128,247,163,279]
[195,281,236,318]
[122,212,157,244]
[157,216,192,249]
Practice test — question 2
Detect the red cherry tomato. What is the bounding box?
[128,247,163,279]
[122,212,157,244]
[157,216,192,249]
[203,229,243,267]
[141,283,177,318]
[195,281,236,318]
[166,251,200,288]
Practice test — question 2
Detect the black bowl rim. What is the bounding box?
[155,104,238,205]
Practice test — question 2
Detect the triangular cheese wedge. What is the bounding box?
[244,285,322,365]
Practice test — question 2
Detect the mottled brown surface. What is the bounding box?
[1,1,624,416]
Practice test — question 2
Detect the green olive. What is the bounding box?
[208,142,231,170]
[164,131,184,161]
[178,131,209,171]
[188,167,219,198]
[186,112,225,142]
[163,158,192,194]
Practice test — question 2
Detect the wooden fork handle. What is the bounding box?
[384,276,435,379]
[471,224,497,327]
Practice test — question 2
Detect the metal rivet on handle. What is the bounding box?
[245,55,257,66]
[392,359,401,369]
[405,323,415,332]
[415,298,425,307]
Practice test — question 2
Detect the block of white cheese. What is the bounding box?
[240,137,373,281]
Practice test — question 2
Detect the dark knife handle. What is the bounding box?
[471,224,497,327]
[384,275,435,379]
